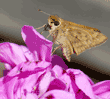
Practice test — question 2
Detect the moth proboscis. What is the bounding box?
[37,9,108,62]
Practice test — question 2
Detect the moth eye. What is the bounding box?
[54,21,59,26]
[52,19,55,21]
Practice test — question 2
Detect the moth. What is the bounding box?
[37,9,108,62]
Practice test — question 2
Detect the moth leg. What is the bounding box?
[36,24,46,34]
[40,31,44,34]
[46,32,53,38]
[52,44,63,55]
[52,31,59,51]
[52,37,56,51]
[52,43,55,51]
[36,24,46,30]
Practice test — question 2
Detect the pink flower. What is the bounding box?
[0,60,95,99]
[2,61,108,99]
[0,25,109,99]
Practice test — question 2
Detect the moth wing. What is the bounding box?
[54,34,74,62]
[68,21,101,32]
[65,26,108,55]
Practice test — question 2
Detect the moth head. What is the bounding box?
[38,9,60,30]
[48,15,60,29]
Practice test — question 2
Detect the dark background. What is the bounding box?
[0,0,110,83]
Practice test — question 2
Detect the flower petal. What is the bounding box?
[0,42,26,69]
[3,69,10,76]
[67,69,95,99]
[37,71,51,97]
[0,77,7,99]
[26,93,38,99]
[20,45,35,62]
[4,63,12,70]
[52,65,63,77]
[98,91,110,99]
[21,25,53,62]
[51,55,68,69]
[58,73,72,91]
[92,80,110,98]
[41,90,75,99]
[75,72,95,99]
[48,78,66,91]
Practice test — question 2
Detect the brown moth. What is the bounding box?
[37,9,108,62]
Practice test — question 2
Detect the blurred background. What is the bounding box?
[0,0,110,83]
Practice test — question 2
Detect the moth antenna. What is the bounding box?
[38,9,50,16]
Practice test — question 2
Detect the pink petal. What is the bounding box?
[3,69,10,76]
[37,71,51,97]
[0,42,26,68]
[4,76,18,99]
[75,72,95,99]
[0,77,7,99]
[52,65,63,77]
[7,61,51,77]
[4,63,11,70]
[47,78,66,91]
[67,69,95,99]
[58,73,72,91]
[26,93,38,99]
[98,91,110,98]
[92,80,110,98]
[84,74,94,85]
[51,55,68,69]
[21,25,53,62]
[20,45,35,62]
[41,90,75,99]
